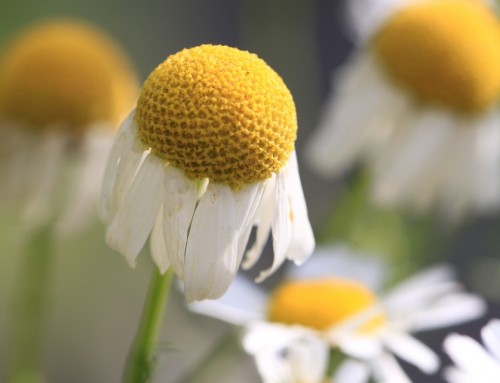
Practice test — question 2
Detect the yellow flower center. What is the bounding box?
[373,0,500,114]
[0,20,138,132]
[135,44,297,189]
[267,278,385,332]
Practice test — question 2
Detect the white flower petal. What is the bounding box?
[371,352,411,383]
[334,360,371,383]
[306,53,408,177]
[371,110,454,209]
[244,322,327,383]
[23,130,65,224]
[188,275,267,326]
[287,244,386,291]
[235,182,266,265]
[242,176,275,270]
[285,152,315,264]
[183,184,240,302]
[383,331,439,374]
[336,334,383,360]
[57,126,114,233]
[383,266,457,315]
[472,111,500,212]
[99,111,137,222]
[105,153,165,267]
[443,366,479,383]
[161,165,198,280]
[150,206,170,273]
[483,319,500,362]
[410,293,486,332]
[444,334,500,377]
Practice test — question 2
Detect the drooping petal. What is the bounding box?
[305,52,408,177]
[105,152,165,267]
[472,110,500,212]
[150,206,170,273]
[371,110,455,209]
[161,165,198,279]
[242,176,275,270]
[23,130,65,224]
[383,331,439,374]
[99,111,137,222]
[57,125,114,233]
[255,163,294,283]
[284,152,315,264]
[183,184,239,302]
[234,182,266,265]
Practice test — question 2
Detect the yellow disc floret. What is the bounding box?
[267,278,384,332]
[135,44,297,189]
[373,0,500,114]
[0,20,138,132]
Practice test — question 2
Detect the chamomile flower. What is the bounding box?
[100,45,314,303]
[189,246,485,383]
[306,0,500,218]
[443,319,500,383]
[0,20,138,229]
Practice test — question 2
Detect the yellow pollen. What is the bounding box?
[135,44,297,189]
[373,0,500,114]
[267,278,385,332]
[0,20,138,132]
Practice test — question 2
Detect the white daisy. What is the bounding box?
[0,20,138,231]
[189,246,486,383]
[99,44,315,303]
[443,319,500,383]
[306,0,500,218]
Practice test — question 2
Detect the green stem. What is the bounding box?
[9,223,53,383]
[123,267,174,383]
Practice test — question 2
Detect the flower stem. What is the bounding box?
[123,267,174,383]
[9,223,53,383]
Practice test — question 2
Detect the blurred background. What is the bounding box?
[0,0,499,382]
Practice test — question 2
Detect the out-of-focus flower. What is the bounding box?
[443,319,500,383]
[189,246,486,383]
[100,44,314,303]
[0,20,138,230]
[306,0,500,218]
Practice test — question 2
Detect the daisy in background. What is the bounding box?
[0,20,138,231]
[188,246,486,383]
[100,44,314,303]
[443,319,500,383]
[306,0,500,219]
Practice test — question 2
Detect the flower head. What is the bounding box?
[306,0,500,218]
[373,0,500,114]
[101,44,314,302]
[0,20,138,228]
[0,20,137,132]
[136,45,297,189]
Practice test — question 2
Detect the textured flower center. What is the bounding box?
[373,0,500,114]
[135,44,297,189]
[267,278,384,332]
[0,20,137,132]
